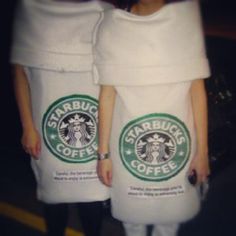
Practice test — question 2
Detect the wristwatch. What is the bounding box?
[97,152,109,160]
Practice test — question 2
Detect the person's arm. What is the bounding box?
[97,85,116,187]
[189,79,210,184]
[13,64,41,159]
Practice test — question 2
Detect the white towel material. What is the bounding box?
[11,0,113,72]
[93,0,210,85]
[93,0,210,224]
[11,0,113,203]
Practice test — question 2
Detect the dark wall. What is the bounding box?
[0,0,21,149]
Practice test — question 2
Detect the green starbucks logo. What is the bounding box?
[42,95,98,163]
[119,113,191,181]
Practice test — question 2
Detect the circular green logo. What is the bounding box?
[42,95,98,163]
[119,113,191,181]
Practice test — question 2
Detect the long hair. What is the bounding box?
[67,123,78,146]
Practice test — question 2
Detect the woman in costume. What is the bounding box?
[95,0,210,235]
[11,0,113,236]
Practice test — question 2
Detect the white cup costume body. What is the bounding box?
[11,0,113,203]
[93,0,210,224]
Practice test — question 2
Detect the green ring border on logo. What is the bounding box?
[42,94,98,163]
[119,113,191,182]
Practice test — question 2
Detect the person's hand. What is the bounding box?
[188,151,210,185]
[97,159,112,187]
[21,127,41,159]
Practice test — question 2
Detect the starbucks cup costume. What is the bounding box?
[93,0,210,224]
[11,0,113,203]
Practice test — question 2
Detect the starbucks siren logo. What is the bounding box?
[119,113,191,181]
[43,95,98,163]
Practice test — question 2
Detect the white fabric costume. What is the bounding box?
[11,0,113,203]
[94,0,210,224]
